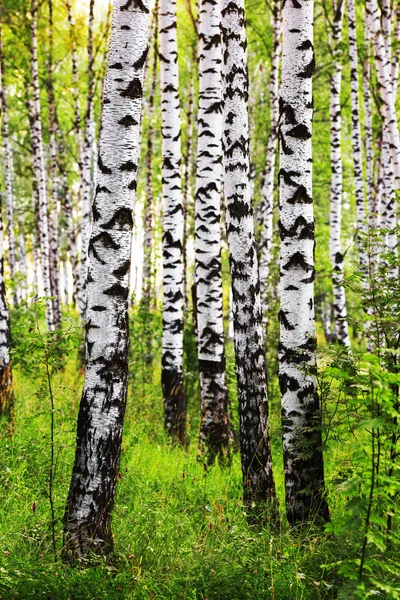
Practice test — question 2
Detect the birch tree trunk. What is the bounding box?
[182,70,194,312]
[363,23,374,219]
[366,0,400,188]
[329,0,350,346]
[142,0,158,310]
[0,5,17,308]
[259,0,281,318]
[195,0,230,464]
[279,0,329,526]
[79,0,96,315]
[63,0,150,559]
[30,0,54,331]
[48,0,62,328]
[0,191,13,419]
[66,0,83,304]
[221,0,277,511]
[348,0,368,268]
[160,0,186,444]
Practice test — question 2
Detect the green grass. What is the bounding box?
[0,309,398,600]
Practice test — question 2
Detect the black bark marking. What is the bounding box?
[98,154,112,174]
[120,0,149,13]
[113,260,131,277]
[103,207,134,231]
[104,283,129,299]
[120,78,143,99]
[287,124,311,140]
[287,185,312,204]
[119,160,137,172]
[279,373,300,394]
[118,115,138,127]
[133,48,148,69]
[279,168,300,186]
[278,310,295,330]
[298,55,316,78]
[282,252,313,272]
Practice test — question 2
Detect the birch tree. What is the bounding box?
[159,0,186,444]
[63,0,150,558]
[258,0,281,318]
[142,0,158,311]
[221,0,277,510]
[278,0,329,526]
[30,0,54,331]
[348,0,368,269]
[79,0,96,315]
[0,4,17,307]
[47,0,62,328]
[366,0,400,188]
[195,0,230,464]
[329,0,350,346]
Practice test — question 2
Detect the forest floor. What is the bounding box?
[0,306,399,600]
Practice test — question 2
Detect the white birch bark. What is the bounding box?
[259,0,281,318]
[329,0,350,346]
[366,0,400,188]
[79,0,96,315]
[222,0,277,510]
[363,23,374,220]
[195,0,230,464]
[182,69,195,312]
[30,0,54,330]
[64,0,150,559]
[48,0,62,328]
[18,232,27,301]
[0,154,13,417]
[160,0,186,443]
[279,0,329,526]
[142,0,158,310]
[0,9,17,307]
[392,2,400,91]
[348,0,368,268]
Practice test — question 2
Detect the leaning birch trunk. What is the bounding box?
[63,0,150,559]
[348,0,368,268]
[30,0,54,331]
[258,0,281,319]
[279,0,329,526]
[79,0,95,315]
[159,0,186,444]
[221,0,277,511]
[329,0,350,346]
[195,0,230,465]
[0,6,17,307]
[48,0,62,328]
[366,0,400,188]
